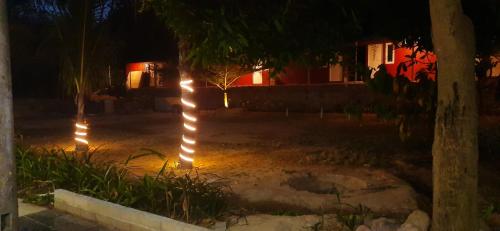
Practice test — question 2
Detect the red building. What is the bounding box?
[362,40,437,81]
[223,40,438,87]
[125,40,443,89]
[125,61,177,89]
[228,63,347,87]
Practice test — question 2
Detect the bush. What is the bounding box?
[16,146,227,224]
[366,64,436,141]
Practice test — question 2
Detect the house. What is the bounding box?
[485,55,500,77]
[125,61,177,89]
[360,40,438,81]
[204,40,439,87]
[230,63,348,87]
[125,41,500,90]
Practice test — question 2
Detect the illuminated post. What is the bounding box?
[224,92,229,108]
[179,79,197,168]
[75,121,89,152]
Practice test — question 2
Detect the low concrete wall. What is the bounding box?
[54,189,211,231]
[146,84,390,112]
[223,84,387,112]
[14,79,500,116]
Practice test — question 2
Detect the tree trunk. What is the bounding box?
[75,91,88,152]
[76,92,85,122]
[429,0,478,230]
[75,0,89,153]
[224,67,229,108]
[0,1,18,229]
[178,41,195,169]
[223,91,229,109]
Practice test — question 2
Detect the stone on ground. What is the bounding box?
[399,210,429,231]
[227,214,344,231]
[398,223,421,231]
[355,225,372,231]
[369,217,400,231]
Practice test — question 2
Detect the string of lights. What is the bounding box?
[75,122,89,146]
[179,79,197,166]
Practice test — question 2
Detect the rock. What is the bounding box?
[356,224,372,231]
[398,223,420,231]
[370,217,400,231]
[400,210,430,231]
[228,214,324,231]
[214,221,227,231]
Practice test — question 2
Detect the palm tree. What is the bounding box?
[44,0,117,151]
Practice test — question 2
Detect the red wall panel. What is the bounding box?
[232,70,271,86]
[126,62,147,74]
[384,47,437,81]
[277,66,330,85]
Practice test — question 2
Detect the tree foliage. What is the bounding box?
[148,0,360,73]
[39,0,118,97]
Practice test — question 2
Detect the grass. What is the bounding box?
[334,193,373,231]
[16,146,227,225]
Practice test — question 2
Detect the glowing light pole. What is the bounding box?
[179,79,197,168]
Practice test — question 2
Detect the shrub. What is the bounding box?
[16,146,227,224]
[366,64,436,141]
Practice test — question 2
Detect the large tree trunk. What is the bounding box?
[0,1,18,230]
[178,41,196,169]
[429,0,478,230]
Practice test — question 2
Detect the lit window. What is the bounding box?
[385,43,395,64]
[252,71,263,84]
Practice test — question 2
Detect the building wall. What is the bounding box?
[230,65,332,87]
[126,62,147,73]
[125,61,175,88]
[490,56,500,77]
[365,41,437,81]
[232,70,272,86]
[385,47,437,81]
[278,66,331,84]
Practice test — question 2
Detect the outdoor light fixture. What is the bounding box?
[179,79,197,168]
[75,122,89,151]
[224,92,229,108]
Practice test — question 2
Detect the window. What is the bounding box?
[367,43,383,78]
[252,71,263,84]
[385,43,395,64]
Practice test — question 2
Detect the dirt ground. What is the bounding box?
[14,110,500,217]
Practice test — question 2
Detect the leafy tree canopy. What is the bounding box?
[148,0,360,72]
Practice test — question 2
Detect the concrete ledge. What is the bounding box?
[54,189,211,231]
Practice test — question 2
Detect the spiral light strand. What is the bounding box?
[75,122,89,145]
[179,79,197,165]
